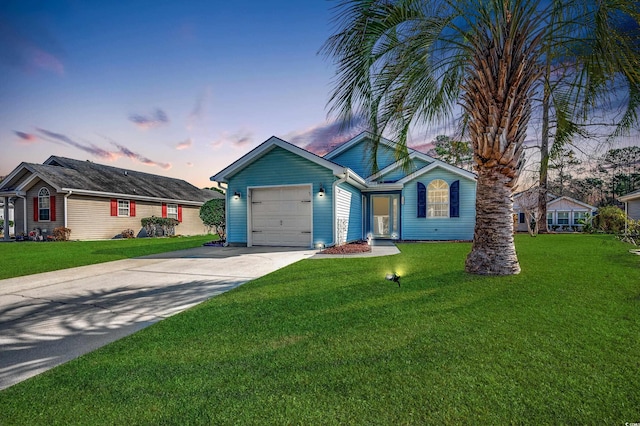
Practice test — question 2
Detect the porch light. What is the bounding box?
[318,184,325,197]
[385,272,401,287]
[233,191,241,200]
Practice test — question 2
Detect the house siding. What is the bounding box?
[378,158,431,182]
[25,181,64,237]
[67,196,207,240]
[226,146,335,246]
[628,199,640,220]
[401,169,476,240]
[336,181,363,244]
[330,139,398,178]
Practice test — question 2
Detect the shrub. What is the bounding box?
[593,205,627,233]
[199,199,225,240]
[140,217,179,237]
[121,229,135,239]
[53,227,72,241]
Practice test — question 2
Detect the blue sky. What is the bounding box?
[0,0,371,187]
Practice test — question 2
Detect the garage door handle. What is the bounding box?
[252,230,262,233]
[301,200,311,203]
[301,231,311,234]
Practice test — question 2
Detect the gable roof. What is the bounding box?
[0,156,219,205]
[211,136,366,186]
[547,195,597,210]
[619,188,640,202]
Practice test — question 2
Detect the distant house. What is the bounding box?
[0,156,222,241]
[211,132,477,248]
[0,198,14,236]
[619,189,640,220]
[513,192,596,232]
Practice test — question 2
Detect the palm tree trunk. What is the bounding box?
[466,165,521,275]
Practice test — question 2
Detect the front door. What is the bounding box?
[371,194,399,238]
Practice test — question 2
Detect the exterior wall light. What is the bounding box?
[233,191,241,200]
[318,184,325,197]
[385,273,401,287]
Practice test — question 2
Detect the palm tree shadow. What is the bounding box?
[0,278,242,390]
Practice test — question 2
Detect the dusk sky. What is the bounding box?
[0,0,378,188]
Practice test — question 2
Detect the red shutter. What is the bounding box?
[33,197,39,222]
[130,200,136,217]
[177,205,183,222]
[110,199,118,216]
[50,196,56,221]
[162,203,167,218]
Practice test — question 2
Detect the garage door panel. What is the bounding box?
[251,186,312,247]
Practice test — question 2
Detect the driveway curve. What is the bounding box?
[0,246,315,390]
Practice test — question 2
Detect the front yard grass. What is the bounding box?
[1,234,638,424]
[0,235,216,280]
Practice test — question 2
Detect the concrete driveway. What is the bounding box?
[0,245,315,390]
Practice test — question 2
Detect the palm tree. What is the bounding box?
[322,0,640,275]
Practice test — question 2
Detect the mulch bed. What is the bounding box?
[319,240,371,254]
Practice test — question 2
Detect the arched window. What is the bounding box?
[38,187,51,221]
[427,179,449,217]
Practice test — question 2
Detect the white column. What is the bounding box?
[2,196,10,241]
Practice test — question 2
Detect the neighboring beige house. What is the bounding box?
[0,156,223,241]
[514,192,596,232]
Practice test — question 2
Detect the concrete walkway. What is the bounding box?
[310,240,400,259]
[0,246,315,390]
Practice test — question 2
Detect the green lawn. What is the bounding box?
[0,235,216,280]
[1,234,638,424]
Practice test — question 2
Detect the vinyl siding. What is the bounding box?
[226,146,335,246]
[377,158,431,182]
[330,138,398,178]
[402,170,476,240]
[67,196,207,240]
[336,182,363,244]
[629,199,640,220]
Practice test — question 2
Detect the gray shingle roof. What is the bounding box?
[13,156,222,203]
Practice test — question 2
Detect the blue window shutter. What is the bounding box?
[450,180,460,217]
[417,182,426,218]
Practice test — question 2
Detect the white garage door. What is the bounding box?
[250,186,312,247]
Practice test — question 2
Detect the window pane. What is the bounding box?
[167,204,178,219]
[427,179,449,217]
[118,200,129,216]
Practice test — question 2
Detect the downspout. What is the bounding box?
[64,191,73,229]
[330,168,349,247]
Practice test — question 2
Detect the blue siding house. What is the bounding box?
[211,132,477,248]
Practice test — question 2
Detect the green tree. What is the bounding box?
[199,199,226,240]
[322,0,640,275]
[428,135,473,170]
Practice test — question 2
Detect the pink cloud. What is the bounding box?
[14,131,38,143]
[176,138,192,150]
[129,109,169,129]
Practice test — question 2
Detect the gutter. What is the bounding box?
[59,188,205,206]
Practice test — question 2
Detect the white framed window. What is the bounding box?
[557,211,569,225]
[427,179,449,217]
[166,203,178,220]
[118,200,130,217]
[38,187,51,221]
[573,211,588,225]
[547,212,553,226]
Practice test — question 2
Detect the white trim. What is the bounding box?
[367,151,434,181]
[59,188,204,206]
[211,136,346,183]
[619,189,640,202]
[246,183,314,248]
[396,161,477,184]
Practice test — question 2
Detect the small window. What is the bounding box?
[166,203,178,220]
[547,212,553,226]
[38,187,50,221]
[519,212,525,224]
[573,211,588,225]
[118,200,130,217]
[557,211,569,225]
[427,179,449,218]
